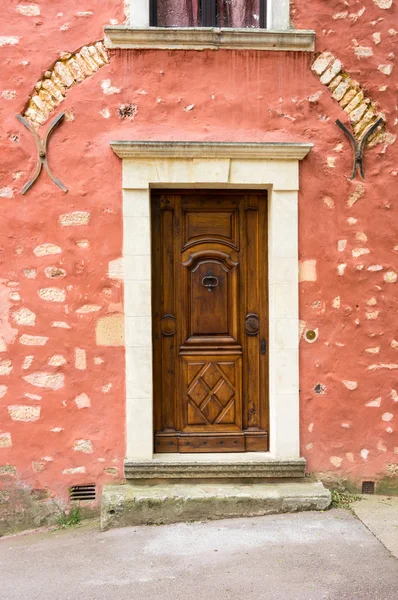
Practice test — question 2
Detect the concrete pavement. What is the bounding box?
[351,495,398,559]
[1,508,398,600]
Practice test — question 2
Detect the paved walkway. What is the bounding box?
[351,495,398,558]
[1,507,397,600]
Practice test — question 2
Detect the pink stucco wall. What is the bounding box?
[0,0,397,515]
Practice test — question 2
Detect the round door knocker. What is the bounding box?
[245,313,260,336]
[202,270,219,292]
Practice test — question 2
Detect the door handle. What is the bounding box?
[202,270,219,292]
[260,338,267,355]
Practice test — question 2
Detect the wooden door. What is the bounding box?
[152,190,268,453]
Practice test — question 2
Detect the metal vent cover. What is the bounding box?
[362,481,375,495]
[69,484,96,502]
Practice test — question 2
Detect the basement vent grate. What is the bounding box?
[362,481,375,495]
[69,484,96,502]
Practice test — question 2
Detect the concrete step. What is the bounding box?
[101,481,331,530]
[124,457,307,480]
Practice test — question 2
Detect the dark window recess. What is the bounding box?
[69,484,96,502]
[362,481,375,495]
[151,0,267,29]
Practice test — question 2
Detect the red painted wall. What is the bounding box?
[0,0,397,510]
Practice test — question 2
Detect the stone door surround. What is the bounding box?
[110,141,312,461]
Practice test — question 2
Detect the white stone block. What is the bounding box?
[192,159,230,183]
[123,190,150,217]
[124,255,151,280]
[124,280,151,316]
[125,316,152,347]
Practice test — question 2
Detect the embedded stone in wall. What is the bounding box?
[384,271,397,283]
[74,348,87,370]
[8,405,41,422]
[48,355,66,366]
[22,41,109,127]
[108,258,123,280]
[74,393,91,408]
[19,334,48,346]
[343,380,358,390]
[33,243,62,257]
[38,287,66,302]
[0,359,12,376]
[76,304,101,313]
[299,260,317,282]
[0,385,8,398]
[0,465,17,476]
[23,372,65,390]
[72,439,93,453]
[95,313,124,346]
[17,4,41,17]
[59,211,90,227]
[44,266,67,279]
[62,466,86,474]
[51,321,71,329]
[0,433,12,448]
[373,0,393,8]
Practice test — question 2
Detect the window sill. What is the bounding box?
[104,26,315,52]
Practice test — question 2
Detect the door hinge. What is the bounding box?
[260,338,267,355]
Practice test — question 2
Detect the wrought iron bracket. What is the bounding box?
[16,112,68,194]
[336,117,384,180]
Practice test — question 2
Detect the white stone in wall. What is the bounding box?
[0,385,7,398]
[74,348,86,370]
[384,271,397,283]
[342,380,358,390]
[51,321,71,328]
[23,372,64,390]
[101,79,120,95]
[16,4,40,16]
[0,37,20,46]
[22,356,34,370]
[33,243,62,257]
[0,187,14,198]
[299,259,317,282]
[38,287,66,302]
[24,393,41,400]
[48,355,66,366]
[76,305,101,313]
[19,334,48,346]
[13,307,36,325]
[108,258,124,280]
[8,405,40,422]
[73,439,93,453]
[382,412,394,421]
[59,211,90,226]
[0,360,12,376]
[373,0,393,8]
[74,393,91,408]
[62,466,86,474]
[0,432,12,448]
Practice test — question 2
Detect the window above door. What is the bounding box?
[106,0,315,52]
[152,0,268,29]
[132,0,289,29]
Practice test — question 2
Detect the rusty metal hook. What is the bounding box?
[16,112,68,194]
[336,117,384,180]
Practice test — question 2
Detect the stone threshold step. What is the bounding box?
[124,457,306,480]
[101,481,330,530]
